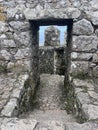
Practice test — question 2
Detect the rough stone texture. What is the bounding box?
[70,61,89,74]
[73,19,94,35]
[71,52,93,61]
[0,118,37,130]
[72,36,98,52]
[95,29,98,36]
[39,47,54,74]
[73,78,98,121]
[0,0,98,130]
[44,26,60,46]
[0,73,35,117]
[32,74,65,110]
[65,122,98,130]
[39,46,65,75]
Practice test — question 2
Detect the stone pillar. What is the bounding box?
[44,26,60,46]
[29,21,40,89]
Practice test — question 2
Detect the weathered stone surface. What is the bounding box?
[73,79,94,91]
[44,26,60,46]
[0,22,8,33]
[95,29,98,36]
[86,11,98,26]
[88,91,98,101]
[0,73,30,117]
[1,50,11,60]
[73,36,98,52]
[82,104,98,120]
[24,8,81,19]
[92,66,98,77]
[73,19,94,35]
[71,61,88,74]
[1,118,37,130]
[14,48,31,60]
[65,122,98,130]
[14,31,31,47]
[1,98,18,117]
[9,21,30,31]
[39,46,65,75]
[33,74,65,110]
[76,92,91,105]
[90,0,98,10]
[0,39,16,48]
[92,18,98,26]
[71,52,93,61]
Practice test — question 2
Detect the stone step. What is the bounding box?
[22,109,76,123]
[33,74,66,110]
[73,78,98,121]
[1,117,98,130]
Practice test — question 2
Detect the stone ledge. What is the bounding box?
[0,73,29,117]
[73,78,98,121]
[65,122,98,130]
[0,118,37,130]
[23,8,81,20]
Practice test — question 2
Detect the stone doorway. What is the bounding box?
[29,18,73,86]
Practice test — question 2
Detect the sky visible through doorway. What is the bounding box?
[39,26,67,46]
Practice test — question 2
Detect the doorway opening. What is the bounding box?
[29,18,73,81]
[29,18,73,115]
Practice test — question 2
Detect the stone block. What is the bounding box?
[82,104,98,120]
[1,50,11,61]
[65,122,98,130]
[92,66,98,77]
[90,0,98,10]
[0,22,8,33]
[76,92,91,105]
[0,39,16,48]
[1,98,18,117]
[73,36,98,52]
[95,29,98,36]
[73,79,94,91]
[14,48,31,60]
[1,118,37,130]
[14,31,31,47]
[73,19,94,35]
[9,21,30,31]
[24,8,81,19]
[71,61,88,74]
[0,13,6,21]
[86,11,98,26]
[71,52,93,61]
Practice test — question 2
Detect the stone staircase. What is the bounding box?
[1,74,98,130]
[20,74,76,130]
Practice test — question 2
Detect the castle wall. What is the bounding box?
[0,0,98,77]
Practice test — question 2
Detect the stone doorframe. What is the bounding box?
[29,18,73,87]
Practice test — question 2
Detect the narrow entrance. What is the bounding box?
[29,19,73,87]
[28,19,74,125]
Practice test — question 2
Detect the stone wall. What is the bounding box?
[0,0,98,118]
[39,46,65,75]
[0,0,97,78]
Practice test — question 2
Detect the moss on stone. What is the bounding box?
[71,71,91,80]
[0,65,7,73]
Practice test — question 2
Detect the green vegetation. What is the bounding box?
[81,86,88,93]
[71,71,91,80]
[0,65,7,73]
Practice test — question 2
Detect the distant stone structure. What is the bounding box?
[44,26,60,46]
